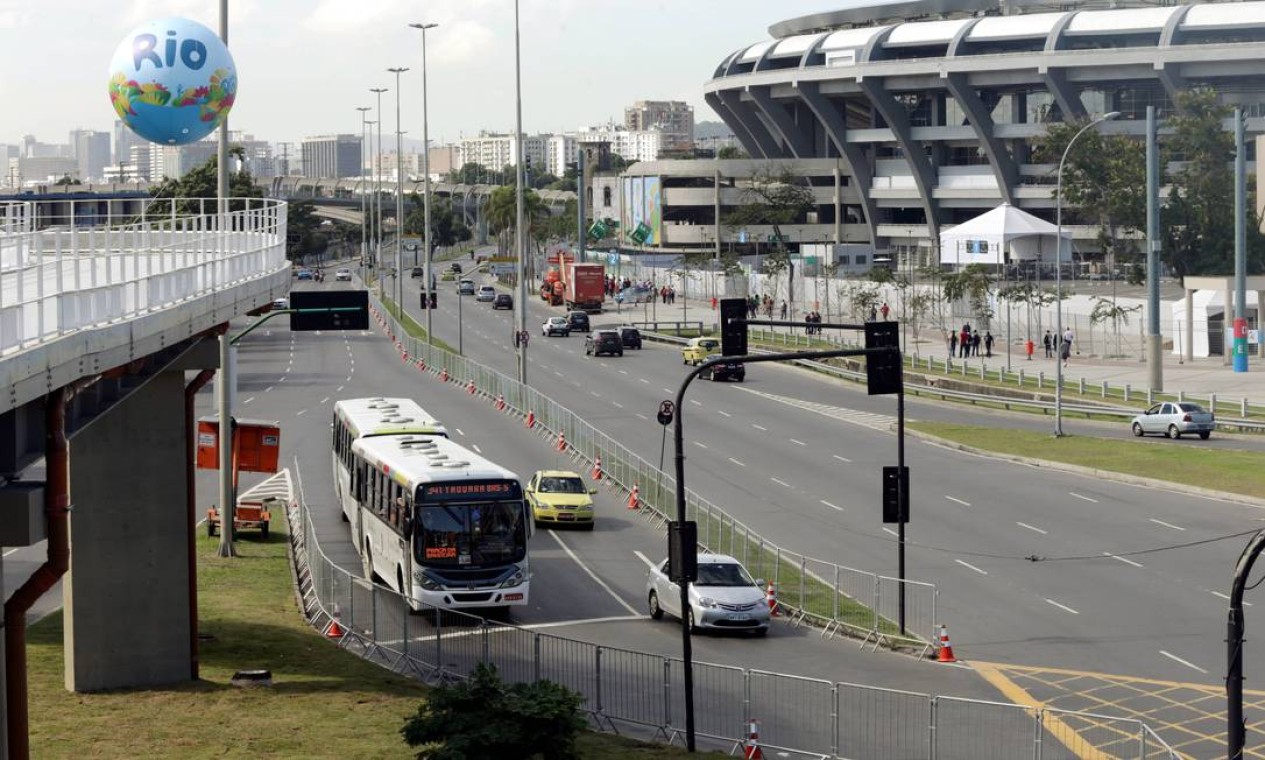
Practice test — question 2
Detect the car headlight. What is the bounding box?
[500,570,525,588]
[578,504,592,511]
[697,597,717,609]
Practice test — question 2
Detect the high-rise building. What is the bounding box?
[301,134,362,178]
[427,145,460,180]
[70,129,112,182]
[456,132,547,175]
[624,100,694,152]
[113,121,147,167]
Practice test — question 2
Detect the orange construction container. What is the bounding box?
[196,416,282,474]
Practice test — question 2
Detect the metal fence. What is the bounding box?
[370,293,938,651]
[283,477,1176,759]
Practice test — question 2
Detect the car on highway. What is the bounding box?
[476,285,497,302]
[335,268,352,281]
[542,316,570,337]
[493,293,513,310]
[565,310,591,333]
[619,326,643,350]
[681,337,720,366]
[272,296,289,310]
[411,266,426,279]
[1131,402,1214,440]
[458,279,476,296]
[585,330,624,357]
[295,268,313,280]
[449,261,463,274]
[525,470,596,529]
[646,553,769,636]
[701,359,745,382]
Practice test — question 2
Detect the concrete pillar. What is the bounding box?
[64,369,190,691]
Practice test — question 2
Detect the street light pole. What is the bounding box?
[388,68,410,314]
[357,107,371,267]
[514,0,528,385]
[409,22,438,346]
[1055,111,1119,437]
[371,87,388,290]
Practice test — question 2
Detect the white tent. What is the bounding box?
[938,203,1071,267]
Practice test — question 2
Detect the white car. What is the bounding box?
[542,316,570,337]
[476,285,496,302]
[646,553,770,636]
[1130,402,1215,440]
[272,296,289,310]
[335,268,352,281]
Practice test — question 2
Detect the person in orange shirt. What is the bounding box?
[1025,337,1035,360]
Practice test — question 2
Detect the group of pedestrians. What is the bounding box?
[948,323,995,358]
[804,311,824,335]
[1024,328,1075,366]
[658,285,677,304]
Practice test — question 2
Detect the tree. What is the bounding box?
[484,185,547,259]
[403,194,471,250]
[285,200,328,261]
[723,165,815,306]
[148,147,262,215]
[717,145,748,160]
[1090,295,1142,358]
[942,263,995,327]
[445,162,487,185]
[401,663,586,760]
[54,174,82,186]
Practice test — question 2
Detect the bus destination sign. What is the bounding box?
[420,480,522,502]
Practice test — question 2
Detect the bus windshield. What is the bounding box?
[415,501,526,567]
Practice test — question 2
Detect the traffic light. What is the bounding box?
[289,290,369,331]
[719,298,748,356]
[864,320,901,395]
[882,465,909,524]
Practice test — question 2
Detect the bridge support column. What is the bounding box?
[64,369,190,691]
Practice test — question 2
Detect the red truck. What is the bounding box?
[564,262,605,313]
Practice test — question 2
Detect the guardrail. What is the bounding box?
[625,319,705,335]
[284,464,1176,759]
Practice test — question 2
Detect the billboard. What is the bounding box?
[621,176,662,246]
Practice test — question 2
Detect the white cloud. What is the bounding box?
[429,20,496,66]
[303,0,403,34]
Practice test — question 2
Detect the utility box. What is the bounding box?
[196,417,281,474]
[0,481,47,546]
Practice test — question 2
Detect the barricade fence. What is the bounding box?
[369,293,937,651]
[283,481,1176,759]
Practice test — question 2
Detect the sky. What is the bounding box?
[1,0,846,149]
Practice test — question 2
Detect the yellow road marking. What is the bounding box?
[973,662,1115,759]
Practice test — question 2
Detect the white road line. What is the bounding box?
[1150,518,1186,531]
[693,441,708,449]
[1016,522,1047,535]
[1212,591,1253,606]
[279,375,287,382]
[639,378,649,384]
[833,455,851,463]
[336,385,344,392]
[689,399,702,406]
[945,496,971,507]
[1104,552,1144,568]
[770,477,792,488]
[789,438,806,446]
[1046,599,1079,615]
[634,550,656,569]
[472,445,482,454]
[1069,493,1099,503]
[612,402,624,409]
[265,386,274,393]
[728,457,746,467]
[636,413,649,421]
[455,428,465,436]
[591,391,601,397]
[882,527,898,538]
[663,388,673,394]
[820,500,843,512]
[955,559,988,575]
[345,375,352,382]
[320,397,329,404]
[1160,650,1208,674]
[554,371,563,377]
[619,370,628,375]
[243,397,255,405]
[296,409,307,416]
[752,424,767,431]
[548,532,640,616]
[717,410,732,417]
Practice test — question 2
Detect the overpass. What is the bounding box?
[0,195,289,756]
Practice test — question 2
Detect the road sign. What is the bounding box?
[657,400,675,426]
[607,252,619,266]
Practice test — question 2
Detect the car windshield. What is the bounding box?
[415,502,526,566]
[622,329,639,337]
[550,318,566,325]
[695,562,755,587]
[537,476,585,494]
[696,340,717,349]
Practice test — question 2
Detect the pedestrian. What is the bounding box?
[1061,328,1074,367]
[880,302,890,321]
[1043,330,1052,358]
[971,330,980,357]
[1025,337,1034,360]
[959,326,970,358]
[780,300,788,320]
[869,305,878,322]
[950,332,958,357]
[984,331,994,358]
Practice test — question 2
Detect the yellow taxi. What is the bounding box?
[681,337,720,366]
[525,470,597,530]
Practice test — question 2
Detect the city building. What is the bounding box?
[624,100,695,152]
[114,120,147,166]
[150,141,217,181]
[373,151,425,181]
[427,145,460,180]
[703,0,1265,261]
[15,155,78,184]
[300,134,362,179]
[456,132,547,174]
[70,129,111,183]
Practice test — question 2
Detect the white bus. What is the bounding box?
[332,400,530,611]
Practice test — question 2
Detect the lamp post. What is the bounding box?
[388,68,410,314]
[514,0,528,385]
[409,22,438,345]
[357,106,371,267]
[1055,111,1119,437]
[371,87,388,290]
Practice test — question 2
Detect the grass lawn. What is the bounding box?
[25,532,723,759]
[908,421,1265,498]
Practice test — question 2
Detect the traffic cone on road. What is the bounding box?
[591,456,603,481]
[525,410,535,429]
[325,604,345,639]
[556,432,567,452]
[766,582,780,617]
[440,367,449,383]
[743,719,764,760]
[936,623,957,663]
[627,484,640,510]
[495,394,505,411]
[467,379,476,395]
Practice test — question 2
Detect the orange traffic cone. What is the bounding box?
[467,379,476,395]
[495,394,505,411]
[936,623,957,663]
[591,455,603,481]
[326,604,345,639]
[627,484,640,510]
[556,432,567,452]
[766,582,780,617]
[743,718,764,760]
[440,367,449,383]
[524,410,535,429]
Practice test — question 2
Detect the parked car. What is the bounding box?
[585,330,624,357]
[565,310,591,333]
[476,285,496,302]
[458,279,476,295]
[682,337,720,366]
[619,326,643,350]
[1131,402,1214,440]
[701,359,744,382]
[493,293,514,310]
[525,470,596,529]
[449,261,463,273]
[335,268,352,281]
[542,316,570,337]
[646,553,769,636]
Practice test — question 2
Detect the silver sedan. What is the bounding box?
[1130,402,1214,440]
[646,553,770,636]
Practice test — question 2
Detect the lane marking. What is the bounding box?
[591,391,601,398]
[554,371,563,377]
[1069,492,1098,503]
[619,370,628,375]
[634,550,656,569]
[1159,650,1207,674]
[639,378,649,384]
[955,559,988,575]
[663,388,673,394]
[612,402,624,409]
[296,409,307,416]
[636,413,649,421]
[514,615,645,632]
[945,496,971,507]
[1104,552,1144,568]
[455,428,465,436]
[833,455,851,463]
[752,424,767,431]
[265,386,274,393]
[1149,518,1186,531]
[547,531,639,616]
[770,477,792,488]
[1212,591,1252,606]
[789,438,806,446]
[1016,522,1047,535]
[243,396,255,405]
[320,397,329,404]
[820,500,843,512]
[689,399,702,407]
[882,527,898,538]
[1046,598,1079,615]
[471,445,482,454]
[717,410,732,418]
[336,386,344,392]
[728,458,746,467]
[692,441,708,449]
